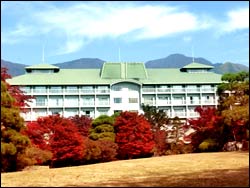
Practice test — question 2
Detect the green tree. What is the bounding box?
[1,81,31,172]
[89,115,116,142]
[217,71,249,142]
[142,104,169,156]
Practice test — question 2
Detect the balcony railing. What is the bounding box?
[172,88,186,93]
[96,89,110,94]
[143,101,156,106]
[157,88,171,93]
[65,89,79,93]
[142,88,216,93]
[186,88,200,92]
[81,89,95,94]
[201,88,215,92]
[142,88,155,92]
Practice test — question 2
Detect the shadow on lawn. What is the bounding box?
[74,167,249,187]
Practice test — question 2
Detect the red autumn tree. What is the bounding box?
[187,106,223,151]
[69,115,92,137]
[1,67,32,110]
[114,111,155,159]
[50,117,85,168]
[25,115,85,168]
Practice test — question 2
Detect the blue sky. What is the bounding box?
[1,1,249,66]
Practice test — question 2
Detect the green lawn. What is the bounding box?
[1,151,249,187]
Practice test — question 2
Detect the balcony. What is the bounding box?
[188,112,200,117]
[143,101,156,106]
[157,101,171,106]
[172,112,186,118]
[201,88,216,93]
[157,88,171,93]
[49,89,63,94]
[186,88,200,93]
[80,89,95,94]
[172,100,186,105]
[186,100,201,105]
[202,100,216,105]
[172,88,186,93]
[97,101,110,106]
[65,89,79,94]
[142,88,155,93]
[96,89,110,94]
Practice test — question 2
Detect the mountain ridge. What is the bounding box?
[2,54,248,77]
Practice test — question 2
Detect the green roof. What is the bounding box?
[8,63,222,86]
[181,62,214,69]
[101,63,121,79]
[101,62,148,79]
[25,64,60,70]
[126,63,148,79]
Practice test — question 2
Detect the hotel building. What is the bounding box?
[8,62,222,122]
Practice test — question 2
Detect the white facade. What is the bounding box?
[20,82,218,121]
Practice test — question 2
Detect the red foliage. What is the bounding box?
[114,111,155,159]
[188,107,222,132]
[50,118,85,168]
[187,107,223,149]
[69,115,92,137]
[153,129,167,156]
[25,115,85,168]
[1,67,33,110]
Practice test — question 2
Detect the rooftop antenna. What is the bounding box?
[192,45,195,63]
[118,47,121,62]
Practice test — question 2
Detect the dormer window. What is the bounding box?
[25,64,60,74]
[180,62,214,73]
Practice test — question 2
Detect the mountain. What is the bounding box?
[145,54,249,74]
[212,62,249,74]
[53,58,105,69]
[145,53,213,68]
[2,54,248,77]
[1,59,27,77]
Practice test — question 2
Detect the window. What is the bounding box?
[98,97,109,105]
[36,96,47,106]
[34,86,47,93]
[82,96,94,106]
[50,86,62,93]
[81,86,95,93]
[129,98,138,103]
[65,96,78,106]
[65,86,78,93]
[113,86,122,91]
[49,96,63,106]
[96,86,109,93]
[114,98,122,103]
[20,86,31,93]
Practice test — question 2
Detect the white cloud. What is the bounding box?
[223,8,249,32]
[1,2,213,54]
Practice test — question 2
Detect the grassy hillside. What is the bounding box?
[1,152,249,187]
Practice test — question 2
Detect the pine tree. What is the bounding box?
[1,81,31,172]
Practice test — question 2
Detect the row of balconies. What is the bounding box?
[33,99,216,108]
[24,89,110,95]
[21,109,200,121]
[23,87,216,95]
[142,88,216,93]
[143,99,216,106]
